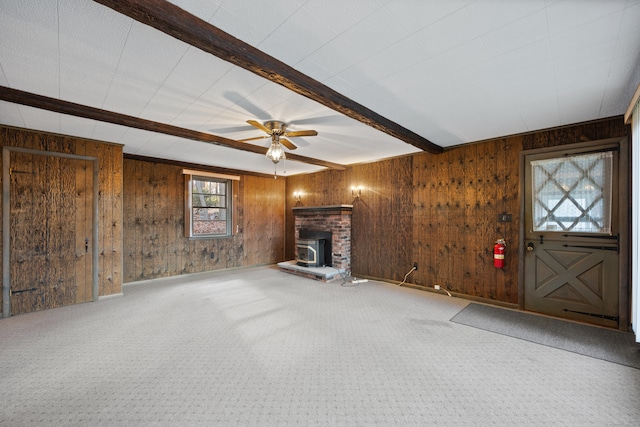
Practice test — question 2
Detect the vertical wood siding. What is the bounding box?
[0,117,628,313]
[286,117,629,305]
[411,137,521,302]
[122,159,285,282]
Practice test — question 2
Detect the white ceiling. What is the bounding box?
[1,0,639,176]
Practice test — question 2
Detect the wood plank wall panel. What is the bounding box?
[243,175,286,266]
[0,126,123,316]
[355,157,413,281]
[122,159,285,282]
[285,117,628,305]
[96,143,123,296]
[414,136,521,303]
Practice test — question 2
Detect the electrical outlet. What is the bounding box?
[413,262,418,270]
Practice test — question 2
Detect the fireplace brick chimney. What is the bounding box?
[293,205,353,274]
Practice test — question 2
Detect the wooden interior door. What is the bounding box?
[8,151,93,315]
[523,142,620,328]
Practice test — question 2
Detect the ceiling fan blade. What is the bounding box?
[209,125,253,133]
[285,129,318,137]
[224,92,271,119]
[238,135,270,142]
[247,119,271,134]
[280,138,297,150]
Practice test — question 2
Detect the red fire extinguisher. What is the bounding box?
[494,239,506,269]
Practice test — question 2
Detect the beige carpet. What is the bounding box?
[1,266,639,426]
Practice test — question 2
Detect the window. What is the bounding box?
[184,170,238,238]
[531,152,613,233]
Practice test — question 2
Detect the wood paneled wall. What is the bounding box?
[412,137,520,302]
[0,117,628,313]
[122,159,285,282]
[286,117,630,305]
[0,125,123,316]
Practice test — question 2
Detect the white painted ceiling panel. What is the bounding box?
[545,0,627,35]
[0,0,638,177]
[0,101,26,128]
[209,3,282,47]
[384,0,467,35]
[479,10,548,58]
[620,2,640,34]
[0,0,59,97]
[517,100,561,133]
[297,0,383,37]
[90,121,130,144]
[0,67,8,86]
[140,49,231,124]
[345,37,430,89]
[100,23,190,115]
[340,7,408,62]
[60,114,101,138]
[486,106,529,140]
[550,13,624,60]
[411,8,480,57]
[466,0,546,34]
[57,0,130,106]
[258,9,339,66]
[491,39,552,76]
[19,105,62,134]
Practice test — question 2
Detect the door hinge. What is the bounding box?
[562,234,619,241]
[10,287,37,295]
[561,244,618,252]
[563,308,618,322]
[9,168,33,176]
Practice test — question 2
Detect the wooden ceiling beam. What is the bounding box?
[0,86,346,170]
[93,0,444,154]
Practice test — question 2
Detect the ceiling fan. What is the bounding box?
[240,120,318,156]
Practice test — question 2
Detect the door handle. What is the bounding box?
[527,242,535,252]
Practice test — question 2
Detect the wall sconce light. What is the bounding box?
[293,191,302,202]
[351,186,363,199]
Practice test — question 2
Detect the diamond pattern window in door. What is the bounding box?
[531,152,613,233]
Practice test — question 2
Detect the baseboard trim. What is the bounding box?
[98,293,124,301]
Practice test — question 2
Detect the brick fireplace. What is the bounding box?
[293,205,353,274]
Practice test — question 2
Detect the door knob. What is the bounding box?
[527,242,535,251]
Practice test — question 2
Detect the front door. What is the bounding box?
[8,150,94,315]
[523,141,621,328]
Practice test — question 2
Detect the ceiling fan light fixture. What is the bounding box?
[266,138,286,164]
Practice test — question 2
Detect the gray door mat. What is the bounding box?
[451,303,640,369]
